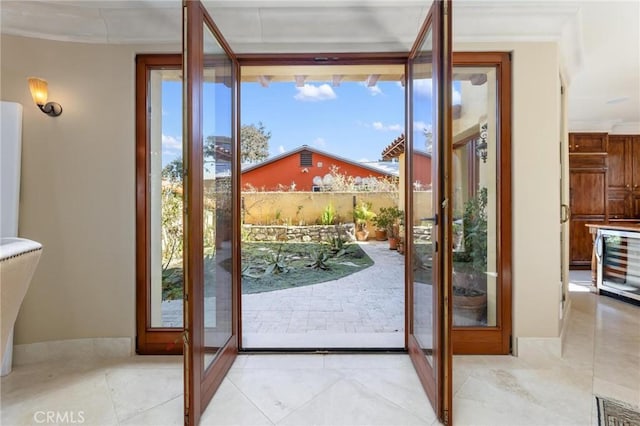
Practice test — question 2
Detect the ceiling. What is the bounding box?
[1,0,638,133]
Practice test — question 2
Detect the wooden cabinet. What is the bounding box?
[568,133,640,269]
[569,132,608,153]
[607,135,640,220]
[569,153,608,268]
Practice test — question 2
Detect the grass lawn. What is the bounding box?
[236,241,374,294]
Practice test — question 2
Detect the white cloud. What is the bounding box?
[361,82,383,96]
[162,134,182,152]
[372,121,402,132]
[368,85,383,96]
[313,137,327,148]
[278,145,285,154]
[413,121,432,133]
[414,78,432,97]
[294,84,337,102]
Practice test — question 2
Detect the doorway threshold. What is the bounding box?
[243,332,404,350]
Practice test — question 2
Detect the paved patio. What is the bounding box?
[161,241,407,348]
[242,241,406,348]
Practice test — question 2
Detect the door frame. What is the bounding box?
[405,1,452,423]
[183,2,240,425]
[135,53,184,355]
[450,51,512,355]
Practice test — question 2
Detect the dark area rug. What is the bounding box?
[596,395,640,426]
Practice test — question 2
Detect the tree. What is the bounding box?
[423,128,433,153]
[162,158,183,182]
[241,122,271,164]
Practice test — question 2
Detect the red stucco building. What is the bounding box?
[241,146,397,191]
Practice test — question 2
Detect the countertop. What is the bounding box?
[586,223,640,233]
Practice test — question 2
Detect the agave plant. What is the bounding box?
[306,249,331,270]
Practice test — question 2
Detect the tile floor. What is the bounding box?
[2,289,638,425]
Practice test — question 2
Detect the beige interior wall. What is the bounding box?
[0,35,179,344]
[456,42,563,343]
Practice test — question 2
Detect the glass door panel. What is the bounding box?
[411,28,435,361]
[202,24,234,372]
[450,52,512,355]
[183,1,238,425]
[451,66,497,327]
[150,68,184,329]
[135,54,184,355]
[407,1,452,424]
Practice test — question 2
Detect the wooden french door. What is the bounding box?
[406,1,453,424]
[183,1,240,425]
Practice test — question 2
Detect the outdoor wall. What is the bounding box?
[242,191,397,225]
[242,149,392,192]
[242,190,432,228]
[0,34,179,345]
[456,42,563,349]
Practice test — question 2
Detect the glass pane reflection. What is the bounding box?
[203,23,233,370]
[451,66,497,327]
[412,28,435,364]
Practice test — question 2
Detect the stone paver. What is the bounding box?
[241,241,405,346]
[161,241,406,346]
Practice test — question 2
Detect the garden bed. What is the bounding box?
[234,241,374,294]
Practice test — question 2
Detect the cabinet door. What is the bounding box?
[569,168,607,216]
[569,132,608,153]
[570,218,603,267]
[632,192,640,219]
[632,137,640,191]
[607,135,629,191]
[607,189,628,219]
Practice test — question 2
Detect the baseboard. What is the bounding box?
[559,297,573,355]
[13,337,133,366]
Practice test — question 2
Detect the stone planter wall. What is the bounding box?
[242,224,356,243]
[413,225,432,242]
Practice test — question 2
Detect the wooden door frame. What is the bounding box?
[183,2,240,425]
[405,1,452,423]
[135,53,183,355]
[135,54,512,357]
[450,51,513,355]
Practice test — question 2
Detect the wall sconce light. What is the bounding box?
[476,123,488,163]
[27,77,63,117]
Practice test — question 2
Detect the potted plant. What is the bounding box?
[373,206,404,249]
[353,201,376,241]
[452,187,488,325]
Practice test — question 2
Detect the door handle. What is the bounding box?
[594,233,603,261]
[560,204,570,223]
[420,215,438,225]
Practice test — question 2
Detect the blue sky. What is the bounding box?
[241,81,412,162]
[160,78,446,167]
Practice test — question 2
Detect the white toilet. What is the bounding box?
[0,101,43,375]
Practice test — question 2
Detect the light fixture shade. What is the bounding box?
[28,77,48,106]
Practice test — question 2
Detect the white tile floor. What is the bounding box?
[2,290,638,425]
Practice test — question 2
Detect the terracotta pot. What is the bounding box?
[453,287,487,326]
[374,229,388,241]
[388,237,398,250]
[355,230,369,241]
